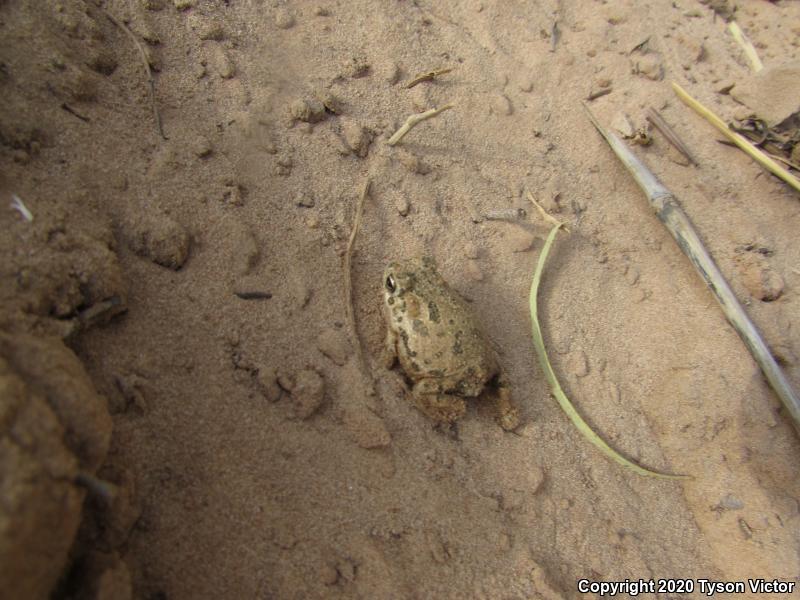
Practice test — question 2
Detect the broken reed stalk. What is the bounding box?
[387,104,454,146]
[103,9,167,140]
[672,82,800,194]
[646,107,697,166]
[584,103,800,434]
[343,179,372,377]
[728,21,763,72]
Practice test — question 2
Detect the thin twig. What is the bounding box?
[672,82,800,194]
[102,9,167,140]
[527,191,570,232]
[61,103,91,122]
[387,104,454,146]
[343,179,371,374]
[646,107,697,166]
[586,88,612,101]
[405,67,453,89]
[728,21,763,72]
[584,102,800,435]
[483,207,527,222]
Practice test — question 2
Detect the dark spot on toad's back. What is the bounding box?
[428,301,440,323]
[412,319,429,336]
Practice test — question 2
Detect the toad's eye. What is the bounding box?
[385,275,397,293]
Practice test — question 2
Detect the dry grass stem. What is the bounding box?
[527,191,570,232]
[343,179,372,376]
[672,82,800,194]
[387,104,454,146]
[103,9,167,140]
[405,67,453,89]
[728,21,763,72]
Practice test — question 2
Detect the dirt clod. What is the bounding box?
[290,369,325,419]
[126,211,191,270]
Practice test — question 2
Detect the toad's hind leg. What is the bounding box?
[493,382,520,431]
[411,381,466,425]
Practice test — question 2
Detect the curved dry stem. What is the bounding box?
[530,224,690,480]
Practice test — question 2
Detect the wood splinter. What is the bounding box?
[646,107,697,166]
[405,67,453,89]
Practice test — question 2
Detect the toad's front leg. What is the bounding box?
[493,379,520,431]
[382,324,398,369]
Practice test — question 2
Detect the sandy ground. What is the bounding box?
[2,0,800,598]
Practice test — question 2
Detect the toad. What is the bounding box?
[382,257,519,430]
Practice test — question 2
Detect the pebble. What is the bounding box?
[491,93,513,116]
[633,53,664,81]
[319,564,339,586]
[720,494,745,511]
[290,369,325,420]
[316,328,351,366]
[209,45,235,79]
[344,408,391,449]
[341,118,371,157]
[464,259,484,281]
[337,559,356,582]
[394,148,429,175]
[566,350,590,378]
[395,195,411,217]
[316,91,342,114]
[517,77,534,93]
[342,55,370,79]
[88,51,118,76]
[256,366,282,402]
[496,532,512,552]
[611,112,635,138]
[381,60,402,85]
[289,98,326,123]
[222,184,244,207]
[463,241,481,260]
[738,254,784,301]
[295,193,315,208]
[188,13,226,40]
[275,154,293,176]
[624,265,640,286]
[506,227,537,253]
[425,532,449,564]
[191,135,212,158]
[274,8,295,29]
[128,211,191,270]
